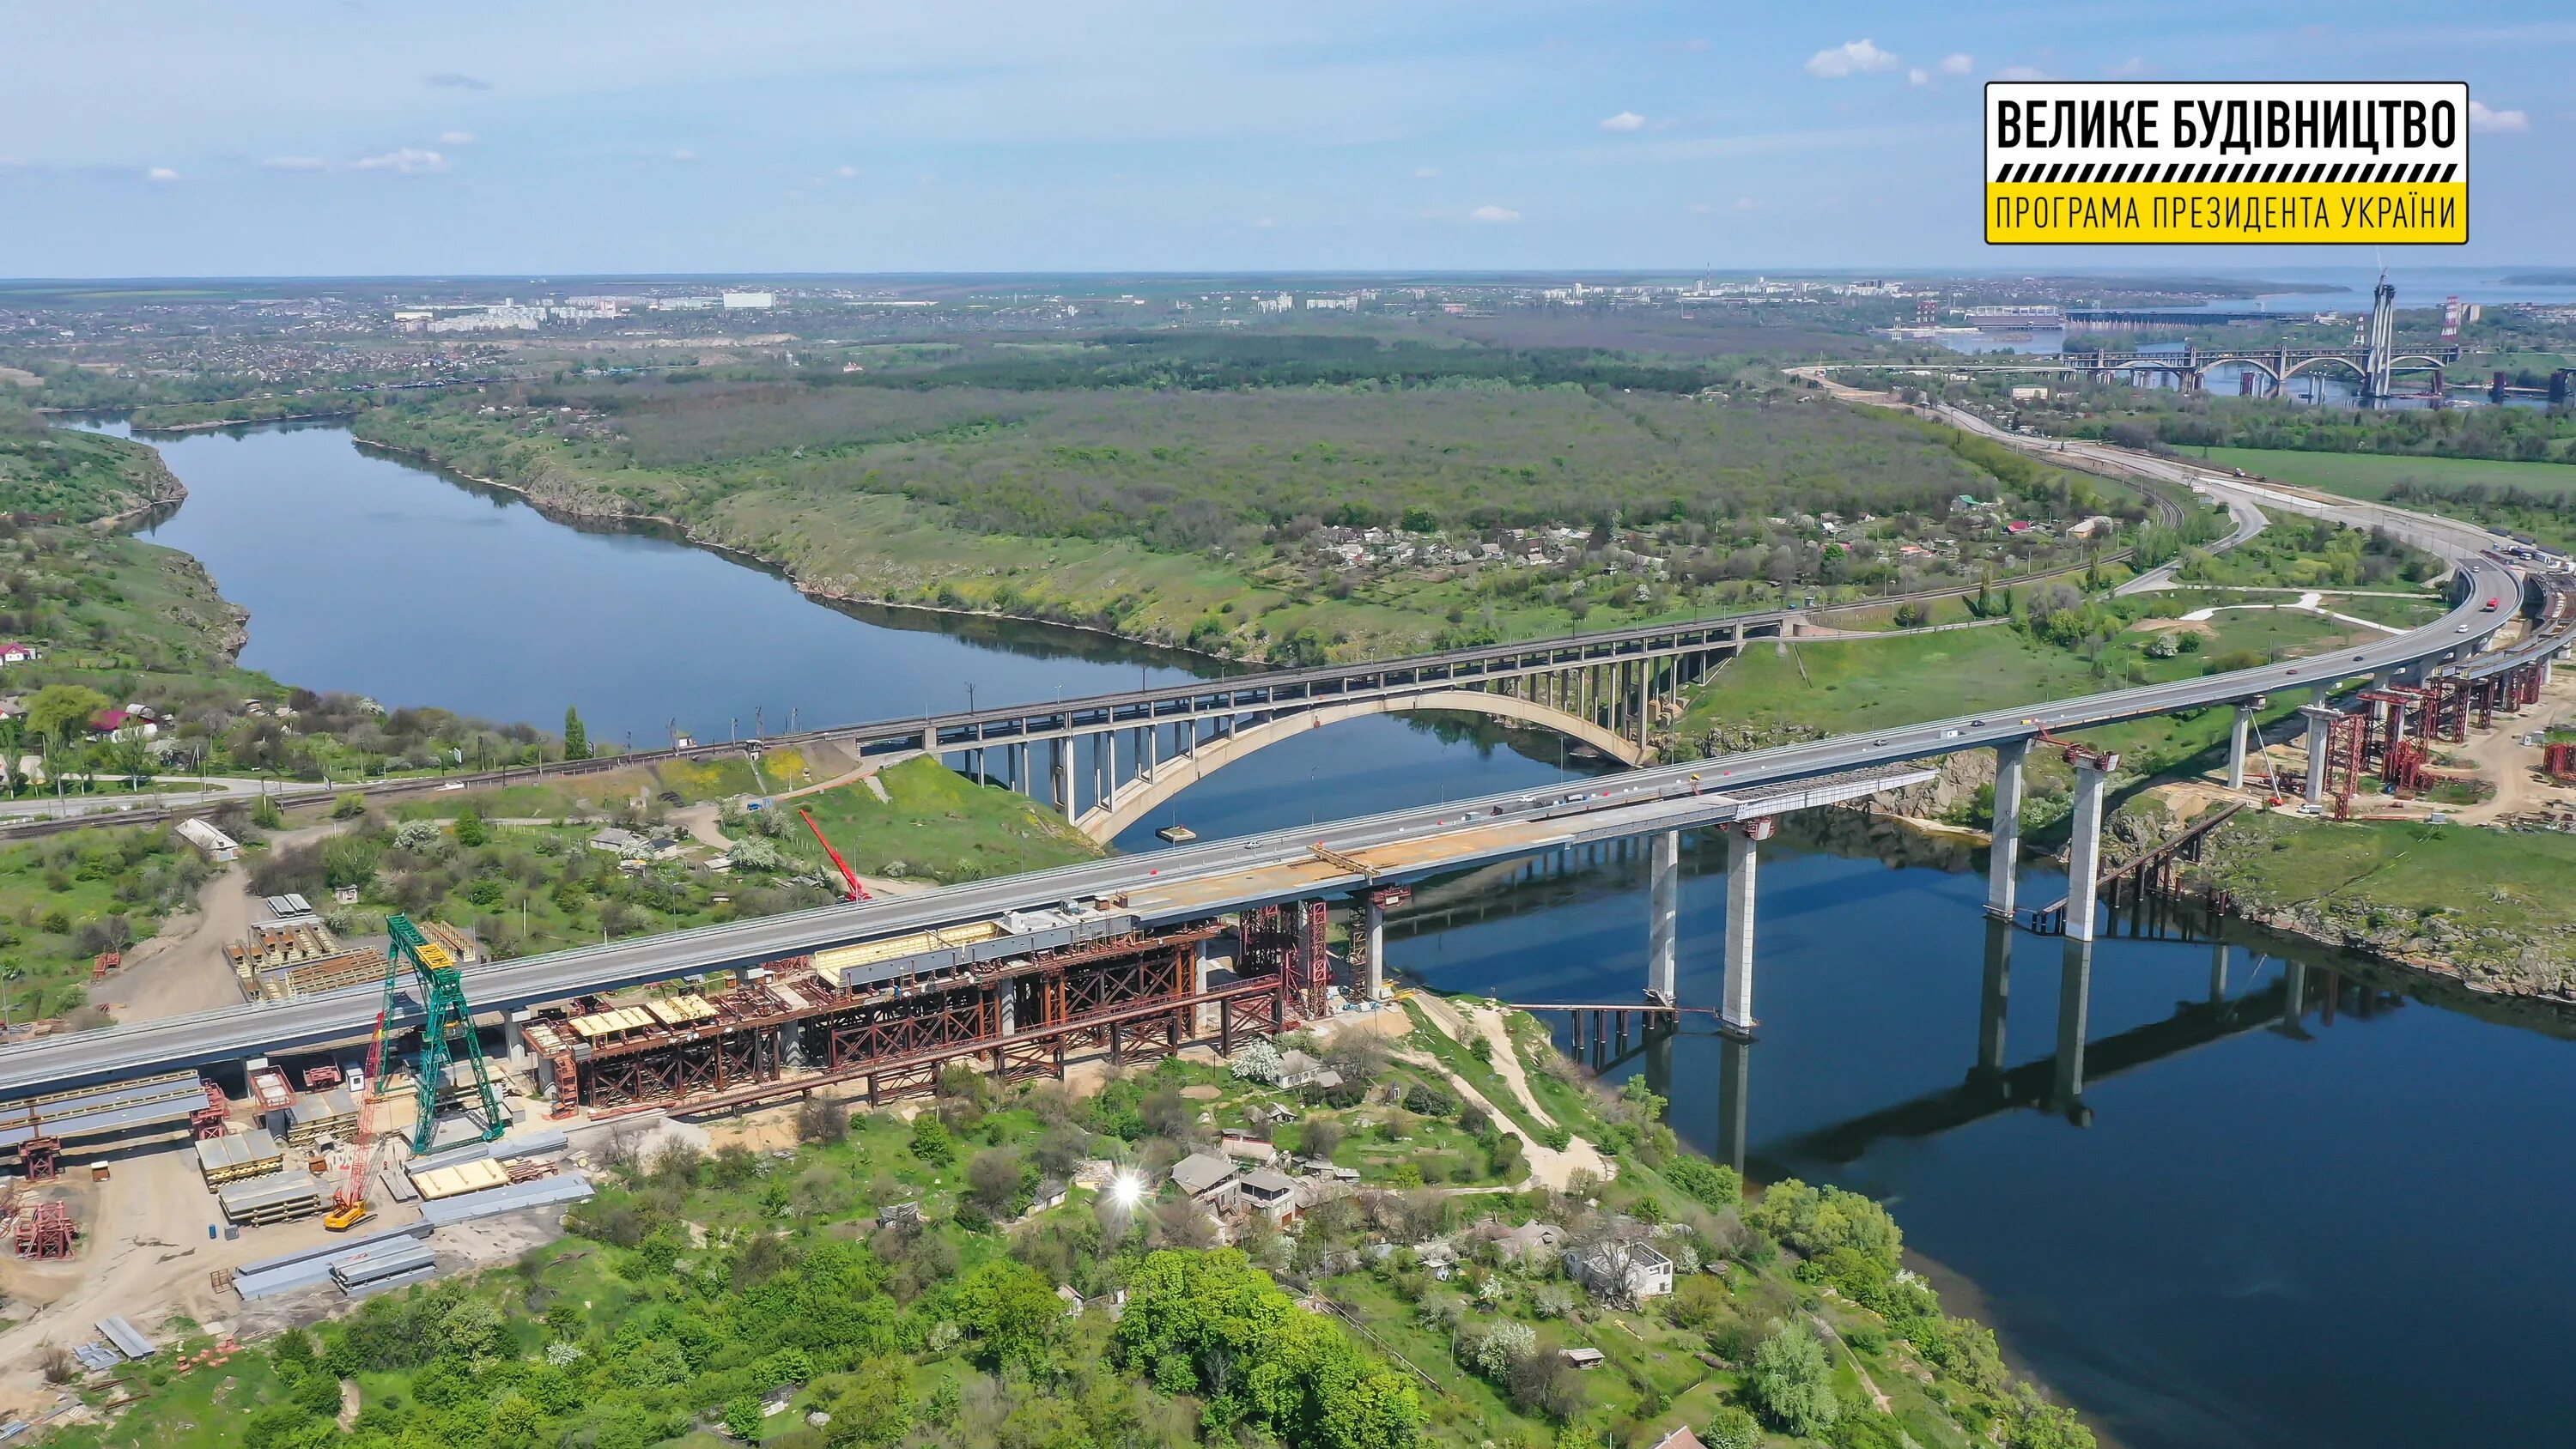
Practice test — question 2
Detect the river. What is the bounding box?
[94,419,2576,1448]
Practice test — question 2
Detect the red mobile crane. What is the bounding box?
[800,808,872,902]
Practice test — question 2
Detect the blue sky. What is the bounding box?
[0,2,2566,277]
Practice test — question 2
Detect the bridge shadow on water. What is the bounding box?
[1382,813,2576,1449]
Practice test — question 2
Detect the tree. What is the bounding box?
[24,684,108,748]
[953,1258,1063,1372]
[1748,1319,1838,1439]
[1229,1040,1285,1085]
[452,805,488,848]
[2004,1385,2098,1449]
[0,716,23,795]
[563,706,590,761]
[966,1147,1026,1215]
[1303,1119,1345,1161]
[908,1113,955,1167]
[724,1394,764,1440]
[1702,1404,1763,1449]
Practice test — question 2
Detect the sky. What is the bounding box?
[0,1,2567,277]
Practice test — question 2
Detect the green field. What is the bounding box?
[2202,446,2576,502]
[2196,814,2576,996]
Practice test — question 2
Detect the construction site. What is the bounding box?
[0,870,1351,1394]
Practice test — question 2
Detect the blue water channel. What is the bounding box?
[100,419,2576,1449]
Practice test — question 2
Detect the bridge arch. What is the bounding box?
[2386,354,2451,373]
[2281,355,2369,383]
[1074,688,1648,842]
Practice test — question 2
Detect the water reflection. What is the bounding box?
[1378,819,2576,1449]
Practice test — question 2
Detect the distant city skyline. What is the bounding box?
[0,2,2566,277]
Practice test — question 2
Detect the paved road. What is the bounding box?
[0,385,2542,1104]
[0,549,2519,1102]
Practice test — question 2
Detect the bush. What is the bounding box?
[1704,1404,1763,1449]
[1663,1156,1742,1211]
[909,1113,956,1167]
[1749,1319,1838,1439]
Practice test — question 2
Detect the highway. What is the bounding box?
[0,382,2545,1105]
[0,544,2520,1101]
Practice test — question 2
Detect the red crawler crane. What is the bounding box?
[799,809,872,902]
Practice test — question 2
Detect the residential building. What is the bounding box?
[1170,1150,1239,1201]
[1277,1049,1329,1088]
[1236,1167,1301,1222]
[0,643,38,666]
[1570,1238,1675,1303]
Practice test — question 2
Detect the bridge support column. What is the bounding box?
[1987,740,2029,918]
[2299,704,2336,804]
[1633,662,1650,755]
[1051,738,1072,820]
[1360,894,1388,1002]
[1645,829,1679,1005]
[2063,753,2117,943]
[2209,941,2229,1003]
[1719,818,1771,1033]
[2227,699,2262,791]
[506,1009,533,1074]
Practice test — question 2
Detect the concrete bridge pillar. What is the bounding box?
[1050,738,1072,820]
[1987,740,2029,918]
[2063,752,2117,943]
[2299,704,2336,804]
[2052,938,2095,1119]
[1645,829,1680,1005]
[1360,893,1388,1002]
[2209,941,2230,1003]
[1719,818,1771,1033]
[920,724,938,755]
[506,1009,533,1074]
[2227,699,2263,791]
[2281,958,2310,1032]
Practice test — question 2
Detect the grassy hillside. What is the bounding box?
[350,336,2144,663]
[0,408,184,522]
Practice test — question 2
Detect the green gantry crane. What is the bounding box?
[371,913,508,1154]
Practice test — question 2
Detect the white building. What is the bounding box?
[722,292,777,310]
[1570,1239,1674,1304]
[177,817,241,864]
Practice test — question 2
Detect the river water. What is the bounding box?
[95,420,2576,1448]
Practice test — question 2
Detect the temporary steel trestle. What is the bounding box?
[527,912,1319,1114]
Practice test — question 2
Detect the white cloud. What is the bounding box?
[1468,203,1520,223]
[262,155,328,172]
[1995,65,2050,82]
[424,72,491,91]
[143,166,179,183]
[1414,165,1439,179]
[1908,69,1929,86]
[2469,100,2529,133]
[2104,57,2147,77]
[352,147,450,174]
[1600,111,1647,132]
[669,147,701,162]
[1735,197,1763,211]
[835,164,861,179]
[437,130,477,146]
[1254,216,1276,228]
[1940,53,1974,76]
[1806,39,1898,79]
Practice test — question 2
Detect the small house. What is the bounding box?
[1277,1050,1329,1088]
[1237,1167,1302,1222]
[1029,1179,1068,1213]
[0,643,37,666]
[1170,1151,1239,1201]
[1500,1222,1564,1261]
[1219,1134,1278,1165]
[1646,1429,1707,1449]
[586,828,650,857]
[1570,1239,1675,1303]
[1560,1347,1606,1371]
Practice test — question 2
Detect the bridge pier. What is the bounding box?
[2209,940,2229,1003]
[1360,892,1388,1002]
[1645,829,1679,1005]
[1051,738,1072,820]
[2227,699,2263,791]
[2063,753,2117,943]
[1986,740,2029,918]
[1719,818,1771,1033]
[2300,704,2336,804]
